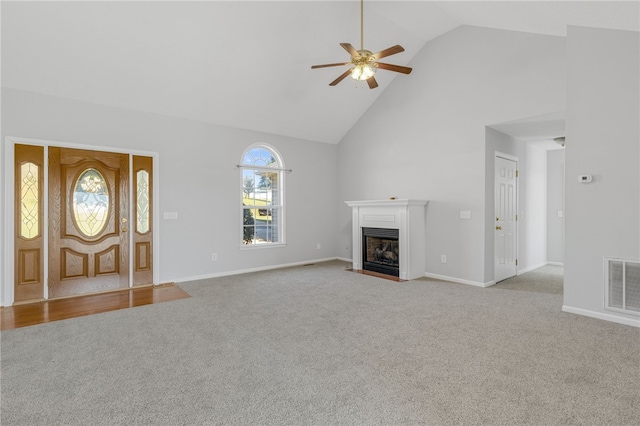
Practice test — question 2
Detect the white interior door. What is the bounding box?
[495,155,518,283]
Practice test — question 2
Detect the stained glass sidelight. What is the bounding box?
[20,162,39,239]
[136,170,150,233]
[73,168,109,237]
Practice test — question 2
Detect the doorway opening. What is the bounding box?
[486,111,566,285]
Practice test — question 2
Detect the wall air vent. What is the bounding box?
[605,258,640,316]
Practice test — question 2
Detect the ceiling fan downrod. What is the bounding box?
[360,0,364,51]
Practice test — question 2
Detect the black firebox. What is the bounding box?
[362,227,399,277]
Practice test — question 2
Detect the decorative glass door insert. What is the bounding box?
[72,168,110,237]
[48,147,129,298]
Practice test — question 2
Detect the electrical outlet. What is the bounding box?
[316,243,321,250]
[441,255,447,263]
[211,253,217,261]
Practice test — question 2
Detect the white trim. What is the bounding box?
[238,242,287,250]
[2,136,160,306]
[336,257,352,263]
[43,145,50,299]
[546,261,564,266]
[128,154,134,287]
[518,261,547,275]
[2,140,16,305]
[152,155,161,286]
[494,151,519,162]
[424,272,496,288]
[562,305,640,328]
[173,257,342,283]
[345,199,428,208]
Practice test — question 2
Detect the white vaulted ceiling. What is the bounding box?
[2,1,638,144]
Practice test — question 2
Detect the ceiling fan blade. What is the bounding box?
[329,69,353,86]
[366,76,378,89]
[311,62,351,69]
[340,43,359,58]
[375,62,413,74]
[372,45,405,60]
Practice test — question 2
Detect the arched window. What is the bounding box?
[240,144,285,246]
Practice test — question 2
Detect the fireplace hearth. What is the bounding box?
[362,227,399,277]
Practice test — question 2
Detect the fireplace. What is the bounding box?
[362,227,400,277]
[346,199,428,280]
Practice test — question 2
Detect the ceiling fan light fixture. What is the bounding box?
[310,0,412,89]
[351,63,375,81]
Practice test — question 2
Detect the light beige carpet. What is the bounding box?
[1,261,638,425]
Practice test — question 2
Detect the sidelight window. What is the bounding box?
[136,170,150,234]
[20,162,40,239]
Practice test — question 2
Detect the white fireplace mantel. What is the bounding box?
[346,199,428,280]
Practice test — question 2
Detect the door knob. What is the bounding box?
[122,227,128,233]
[496,226,502,230]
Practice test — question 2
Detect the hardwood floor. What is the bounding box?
[0,285,191,331]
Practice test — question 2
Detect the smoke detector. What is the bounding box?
[553,136,565,147]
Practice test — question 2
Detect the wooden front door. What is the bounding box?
[48,147,130,298]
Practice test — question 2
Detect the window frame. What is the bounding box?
[239,143,286,249]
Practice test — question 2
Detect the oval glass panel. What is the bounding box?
[73,168,109,237]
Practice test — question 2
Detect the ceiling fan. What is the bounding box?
[311,0,412,89]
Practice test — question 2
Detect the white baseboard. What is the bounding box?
[424,272,495,288]
[336,257,352,263]
[517,261,564,274]
[518,262,547,274]
[562,305,640,328]
[173,257,342,283]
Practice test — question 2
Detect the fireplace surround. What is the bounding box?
[346,199,428,280]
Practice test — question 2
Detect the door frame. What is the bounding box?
[494,151,519,283]
[2,136,160,306]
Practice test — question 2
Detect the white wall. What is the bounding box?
[338,26,566,285]
[522,143,547,271]
[547,149,565,264]
[564,26,640,325]
[1,88,339,293]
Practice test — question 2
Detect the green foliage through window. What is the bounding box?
[241,145,283,245]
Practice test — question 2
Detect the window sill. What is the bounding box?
[239,242,287,251]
